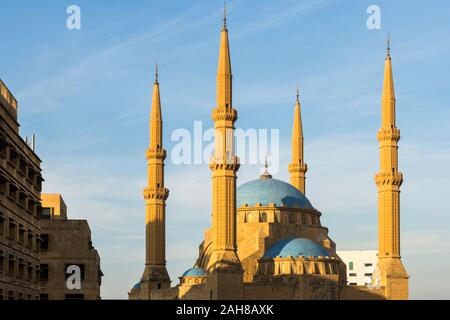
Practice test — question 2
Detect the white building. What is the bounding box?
[337,250,378,286]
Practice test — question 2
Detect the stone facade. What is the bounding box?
[0,79,43,300]
[39,194,102,300]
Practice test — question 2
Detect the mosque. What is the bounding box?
[128,11,409,300]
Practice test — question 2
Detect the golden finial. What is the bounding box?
[386,33,391,58]
[223,2,227,30]
[296,82,300,102]
[260,155,272,180]
[155,62,159,83]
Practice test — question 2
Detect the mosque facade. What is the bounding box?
[128,13,408,300]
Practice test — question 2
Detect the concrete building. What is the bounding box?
[39,194,102,300]
[0,79,43,300]
[337,250,378,286]
[129,9,408,300]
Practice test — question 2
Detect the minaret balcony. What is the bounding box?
[146,148,167,160]
[212,107,238,122]
[209,155,240,171]
[143,187,169,200]
[288,161,308,174]
[377,127,400,142]
[375,171,403,187]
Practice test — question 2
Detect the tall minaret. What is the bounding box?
[288,85,308,194]
[206,6,243,299]
[374,36,408,300]
[140,65,171,298]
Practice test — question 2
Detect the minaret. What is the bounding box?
[373,36,408,299]
[288,84,308,194]
[140,65,171,298]
[206,6,243,299]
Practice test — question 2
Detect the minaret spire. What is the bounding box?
[374,38,408,299]
[216,7,232,113]
[386,33,391,58]
[288,83,308,194]
[140,66,170,298]
[207,9,243,299]
[223,2,227,30]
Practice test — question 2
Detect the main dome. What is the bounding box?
[264,238,330,258]
[237,178,313,209]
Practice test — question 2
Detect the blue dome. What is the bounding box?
[132,282,141,289]
[264,238,330,258]
[237,178,313,209]
[182,267,206,277]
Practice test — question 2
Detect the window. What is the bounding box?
[260,212,267,223]
[9,149,18,167]
[0,138,7,159]
[349,273,357,277]
[0,289,3,300]
[364,263,373,267]
[8,184,17,201]
[0,252,4,274]
[40,234,49,250]
[40,264,49,281]
[301,214,306,224]
[364,273,372,277]
[27,168,35,183]
[19,225,25,244]
[27,231,34,249]
[0,216,4,237]
[35,236,40,252]
[349,282,357,286]
[19,158,27,176]
[27,263,33,280]
[0,176,6,194]
[8,219,16,240]
[40,207,51,220]
[18,259,25,278]
[349,261,354,270]
[18,192,26,208]
[35,267,40,282]
[64,294,84,300]
[8,255,15,276]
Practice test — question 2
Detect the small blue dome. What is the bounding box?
[237,178,313,209]
[264,238,330,258]
[132,282,141,289]
[182,267,206,277]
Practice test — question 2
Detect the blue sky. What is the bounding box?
[1,0,450,299]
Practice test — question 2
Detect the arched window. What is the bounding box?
[247,213,253,223]
[260,212,267,223]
